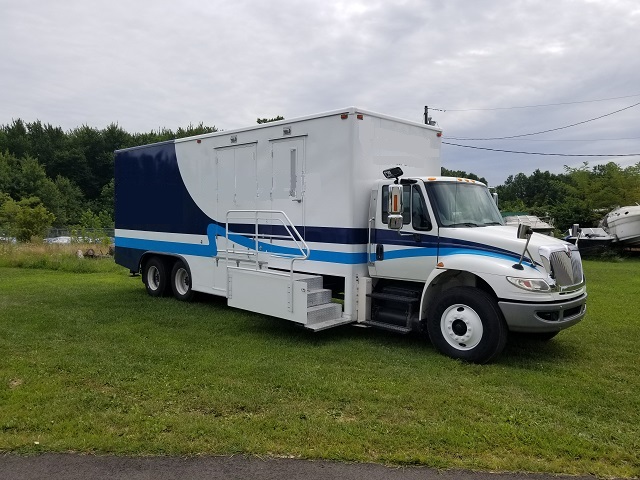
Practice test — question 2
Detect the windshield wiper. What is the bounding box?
[448,222,481,227]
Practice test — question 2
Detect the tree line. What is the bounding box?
[1,118,639,241]
[496,163,639,231]
[0,120,217,241]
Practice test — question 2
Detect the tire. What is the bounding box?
[427,287,507,364]
[170,260,195,302]
[143,257,168,297]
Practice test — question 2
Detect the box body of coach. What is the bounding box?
[114,107,586,363]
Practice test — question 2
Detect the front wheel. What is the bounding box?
[427,287,507,364]
[171,260,195,301]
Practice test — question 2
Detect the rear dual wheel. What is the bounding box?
[143,257,168,297]
[143,257,194,301]
[170,260,194,301]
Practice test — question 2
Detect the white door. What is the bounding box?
[369,182,438,281]
[270,137,305,227]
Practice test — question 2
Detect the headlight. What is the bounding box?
[507,277,551,292]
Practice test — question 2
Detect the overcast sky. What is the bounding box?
[2,0,639,186]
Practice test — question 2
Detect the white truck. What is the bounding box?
[114,107,587,363]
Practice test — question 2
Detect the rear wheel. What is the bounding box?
[171,260,194,301]
[143,257,168,297]
[427,287,507,364]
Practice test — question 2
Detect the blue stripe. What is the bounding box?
[115,223,368,265]
[115,224,531,268]
[439,247,534,267]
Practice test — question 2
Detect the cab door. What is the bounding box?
[368,182,438,281]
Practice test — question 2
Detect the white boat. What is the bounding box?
[502,214,555,236]
[601,204,640,247]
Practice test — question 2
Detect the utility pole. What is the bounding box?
[424,106,435,125]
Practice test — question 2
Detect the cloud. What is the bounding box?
[1,0,639,185]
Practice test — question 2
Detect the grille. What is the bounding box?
[548,249,583,288]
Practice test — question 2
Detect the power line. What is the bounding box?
[432,93,640,112]
[444,101,640,141]
[441,141,640,157]
[472,137,640,142]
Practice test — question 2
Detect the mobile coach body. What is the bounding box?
[115,107,587,363]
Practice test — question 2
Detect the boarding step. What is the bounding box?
[305,300,352,332]
[306,302,342,324]
[294,274,324,291]
[362,320,412,335]
[305,316,355,332]
[307,288,332,307]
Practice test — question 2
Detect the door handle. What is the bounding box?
[376,244,384,261]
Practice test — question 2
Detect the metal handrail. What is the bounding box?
[225,211,310,303]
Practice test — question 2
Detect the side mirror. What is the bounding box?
[516,223,533,240]
[388,184,403,231]
[388,215,403,230]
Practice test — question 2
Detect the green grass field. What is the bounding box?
[0,247,639,478]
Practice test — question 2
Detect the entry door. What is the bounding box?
[370,182,438,281]
[270,137,305,229]
[215,143,258,218]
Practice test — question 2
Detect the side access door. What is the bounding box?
[368,181,438,281]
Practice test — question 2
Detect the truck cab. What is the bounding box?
[365,171,587,363]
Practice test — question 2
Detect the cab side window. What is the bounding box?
[411,185,432,231]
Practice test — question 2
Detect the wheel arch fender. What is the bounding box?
[419,267,499,323]
[139,251,182,275]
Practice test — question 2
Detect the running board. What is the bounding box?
[305,316,354,332]
[362,320,412,334]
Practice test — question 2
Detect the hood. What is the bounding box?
[438,225,571,266]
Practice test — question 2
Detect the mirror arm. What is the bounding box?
[513,225,534,270]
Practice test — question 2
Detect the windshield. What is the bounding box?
[426,181,504,227]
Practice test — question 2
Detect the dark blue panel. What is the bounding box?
[115,142,212,234]
[114,246,146,272]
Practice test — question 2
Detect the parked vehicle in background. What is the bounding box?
[502,212,555,236]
